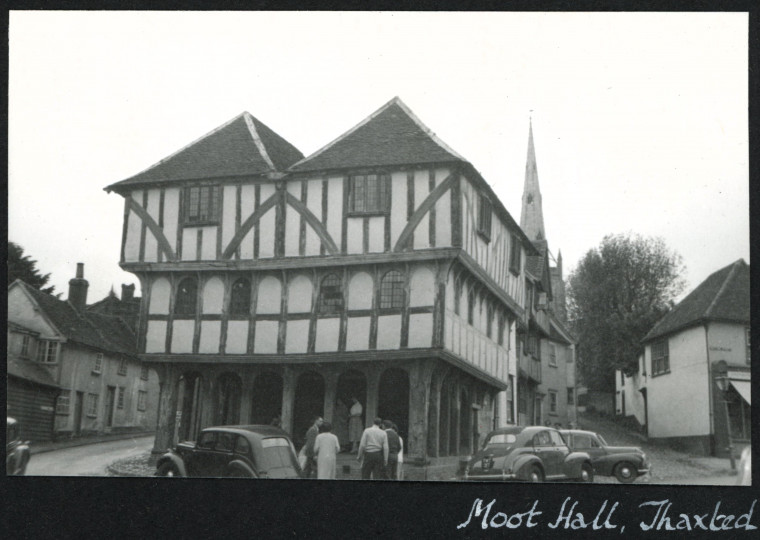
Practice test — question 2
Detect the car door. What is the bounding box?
[187,431,217,476]
[532,430,562,477]
[211,432,235,476]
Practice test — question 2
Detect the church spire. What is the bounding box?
[520,118,546,241]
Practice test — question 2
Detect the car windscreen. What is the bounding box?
[257,438,300,477]
[596,434,608,446]
[485,433,517,449]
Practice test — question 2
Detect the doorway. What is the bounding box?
[293,371,325,447]
[378,368,409,441]
[105,386,116,429]
[74,392,84,436]
[250,371,284,425]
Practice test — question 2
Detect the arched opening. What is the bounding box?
[336,370,367,451]
[174,277,198,317]
[177,372,203,442]
[229,278,251,317]
[250,371,284,425]
[378,368,410,442]
[215,373,242,426]
[293,371,325,447]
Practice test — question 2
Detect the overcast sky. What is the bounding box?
[9,11,748,304]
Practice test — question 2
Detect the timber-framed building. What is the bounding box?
[106,97,538,476]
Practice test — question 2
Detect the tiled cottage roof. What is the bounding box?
[7,355,60,388]
[16,281,138,356]
[106,112,303,192]
[643,259,750,342]
[289,97,466,173]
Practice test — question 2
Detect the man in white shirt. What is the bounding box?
[357,417,389,479]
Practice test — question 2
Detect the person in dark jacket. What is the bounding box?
[302,416,323,478]
[383,420,402,480]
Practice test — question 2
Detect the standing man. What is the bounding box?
[382,420,401,480]
[303,416,323,479]
[349,397,363,453]
[357,417,388,479]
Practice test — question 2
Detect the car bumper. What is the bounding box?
[463,470,517,481]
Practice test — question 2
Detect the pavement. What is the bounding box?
[26,435,154,476]
[31,430,155,455]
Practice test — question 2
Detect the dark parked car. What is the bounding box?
[156,425,301,478]
[6,417,31,476]
[461,426,594,482]
[560,429,650,483]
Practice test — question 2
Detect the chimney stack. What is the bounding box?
[121,283,135,302]
[68,263,89,311]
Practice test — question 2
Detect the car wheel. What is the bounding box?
[156,462,180,477]
[580,463,594,483]
[525,465,543,482]
[614,462,636,484]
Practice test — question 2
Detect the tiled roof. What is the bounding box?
[17,281,138,356]
[106,112,303,191]
[7,355,60,388]
[643,259,750,342]
[289,97,466,173]
[525,240,550,288]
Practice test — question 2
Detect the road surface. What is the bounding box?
[26,436,154,476]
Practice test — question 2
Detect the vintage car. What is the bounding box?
[6,417,31,476]
[560,429,650,483]
[156,425,301,478]
[461,426,594,482]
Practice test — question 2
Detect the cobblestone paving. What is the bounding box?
[108,452,155,477]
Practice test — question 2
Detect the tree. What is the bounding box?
[567,233,685,391]
[7,241,57,296]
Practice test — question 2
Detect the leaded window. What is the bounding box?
[230,278,252,317]
[319,274,344,314]
[651,340,669,376]
[184,186,220,224]
[174,278,198,317]
[349,174,390,214]
[380,271,405,309]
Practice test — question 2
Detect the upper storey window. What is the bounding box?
[229,278,252,317]
[651,339,669,376]
[380,270,405,310]
[174,277,198,317]
[509,233,521,276]
[477,194,492,241]
[349,174,390,215]
[184,186,220,225]
[319,274,344,315]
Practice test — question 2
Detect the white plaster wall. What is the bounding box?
[256,276,281,314]
[254,321,279,353]
[326,177,343,251]
[124,195,142,262]
[707,322,750,366]
[258,183,276,258]
[199,321,221,353]
[145,321,167,353]
[305,179,323,256]
[162,188,179,252]
[377,315,401,350]
[389,171,407,248]
[240,184,256,259]
[348,272,373,310]
[346,317,370,351]
[646,326,711,438]
[413,170,430,249]
[435,180,452,247]
[284,181,302,256]
[149,277,171,315]
[171,320,195,353]
[409,266,435,307]
[181,228,198,261]
[288,275,313,313]
[226,321,248,354]
[315,318,340,352]
[202,277,224,314]
[368,216,385,253]
[200,226,217,260]
[408,313,432,348]
[7,287,58,337]
[285,320,310,353]
[222,185,237,251]
[346,218,363,254]
[144,189,161,262]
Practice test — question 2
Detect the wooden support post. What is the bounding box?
[365,368,381,429]
[281,367,296,436]
[407,361,433,461]
[151,364,178,460]
[323,371,338,424]
[239,370,255,424]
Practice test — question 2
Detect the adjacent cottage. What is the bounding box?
[616,259,750,456]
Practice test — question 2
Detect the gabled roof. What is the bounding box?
[106,112,304,192]
[643,259,750,343]
[7,355,60,388]
[12,280,138,357]
[289,96,466,173]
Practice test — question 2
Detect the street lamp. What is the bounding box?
[715,375,736,471]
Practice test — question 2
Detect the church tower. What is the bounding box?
[520,119,545,241]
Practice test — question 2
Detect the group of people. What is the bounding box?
[299,414,404,480]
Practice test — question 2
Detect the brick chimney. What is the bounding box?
[68,263,89,311]
[121,283,135,302]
